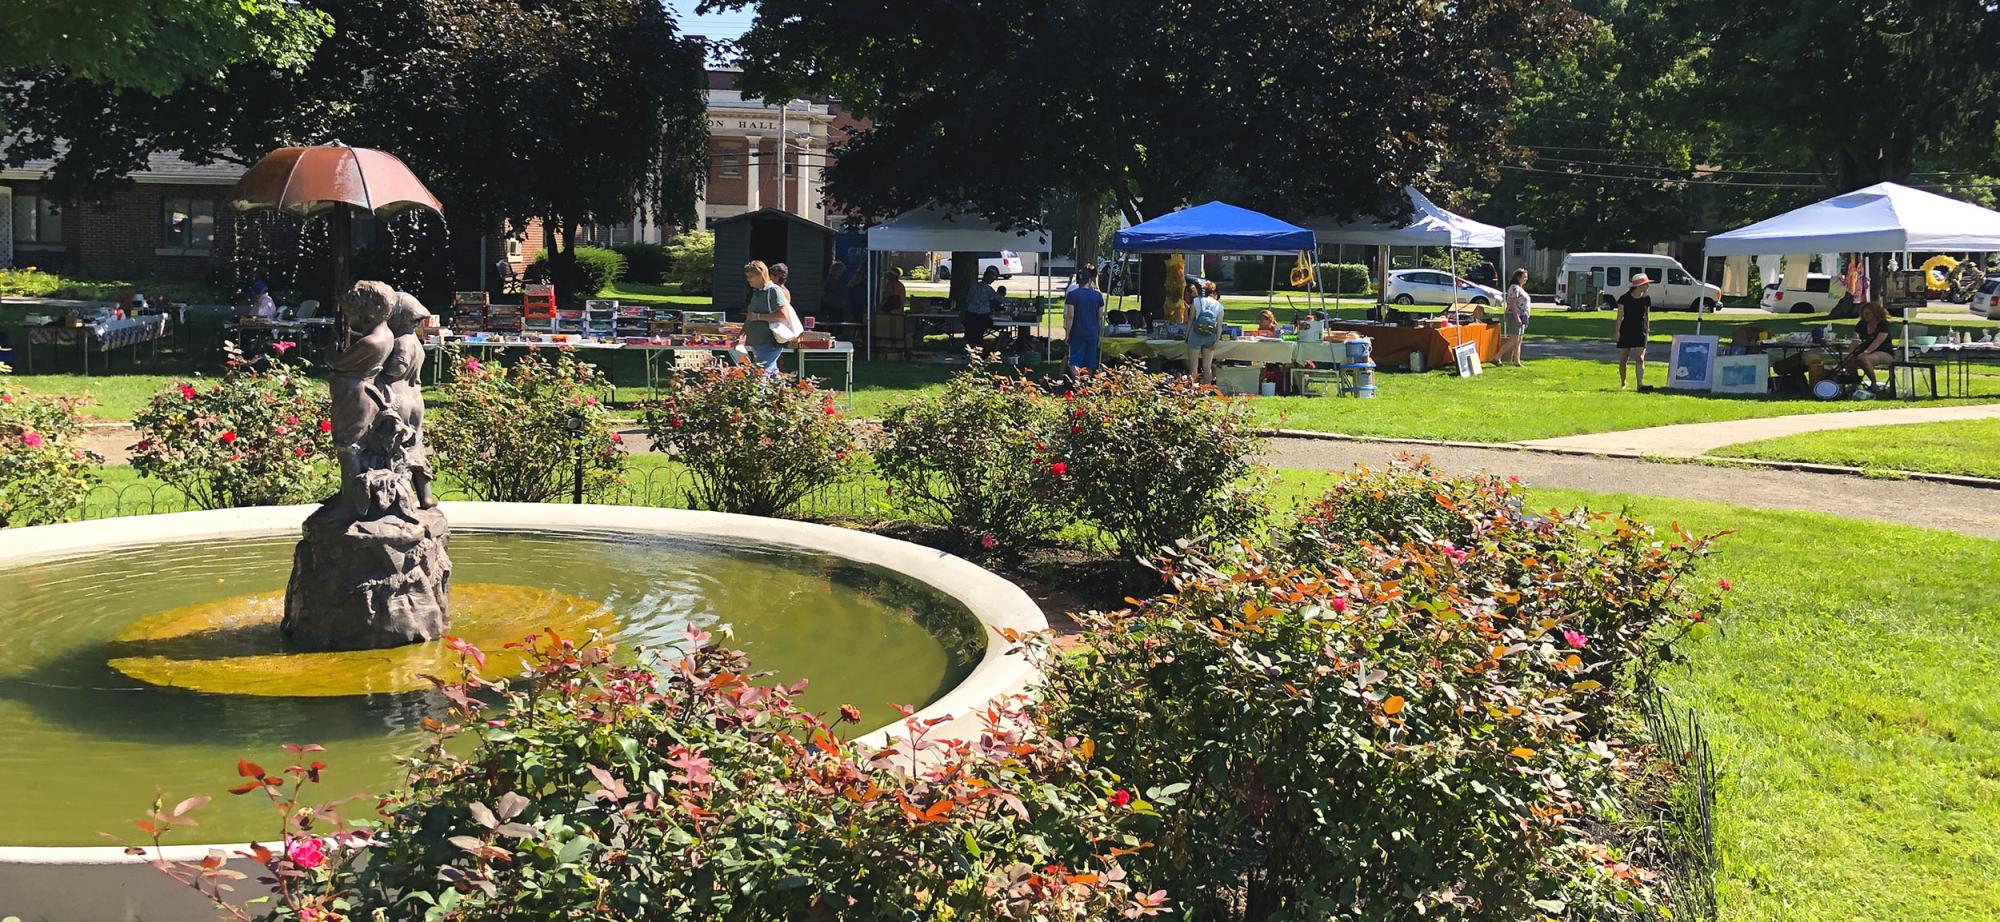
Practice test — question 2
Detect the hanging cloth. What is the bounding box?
[1721,255,1750,297]
[1782,255,1809,292]
[1843,255,1862,297]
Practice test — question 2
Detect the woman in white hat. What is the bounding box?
[1614,273,1653,390]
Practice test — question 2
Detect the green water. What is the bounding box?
[0,530,980,846]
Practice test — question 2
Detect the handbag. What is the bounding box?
[771,306,805,344]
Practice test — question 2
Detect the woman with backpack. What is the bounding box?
[1186,280,1225,384]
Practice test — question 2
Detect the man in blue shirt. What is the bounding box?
[1064,270,1106,373]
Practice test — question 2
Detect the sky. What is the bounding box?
[664,0,753,44]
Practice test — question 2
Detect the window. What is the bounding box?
[1511,238,1526,258]
[718,146,741,178]
[1668,267,1695,285]
[1805,276,1831,293]
[1630,267,1650,284]
[506,237,522,258]
[160,197,215,254]
[1605,266,1623,286]
[10,191,62,244]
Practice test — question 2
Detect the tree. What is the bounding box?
[1,0,708,303]
[1662,0,2000,192]
[709,0,1579,314]
[0,0,329,95]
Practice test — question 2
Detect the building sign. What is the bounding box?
[707,115,786,133]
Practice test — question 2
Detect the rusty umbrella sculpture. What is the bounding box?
[229,143,445,305]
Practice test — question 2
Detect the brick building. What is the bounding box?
[2,152,240,280]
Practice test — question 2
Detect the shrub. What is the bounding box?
[0,363,100,526]
[529,245,627,298]
[130,349,335,509]
[665,230,715,294]
[1231,256,1273,293]
[428,348,625,503]
[1281,458,1726,716]
[1051,365,1266,565]
[612,241,673,284]
[905,264,931,281]
[138,632,1167,921]
[642,365,856,517]
[875,367,1068,553]
[0,266,62,298]
[1294,262,1373,294]
[1035,493,1720,920]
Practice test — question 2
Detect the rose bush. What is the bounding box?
[1051,365,1267,565]
[641,365,857,517]
[0,362,100,526]
[141,631,1168,921]
[428,348,626,503]
[1033,463,1723,920]
[130,349,335,509]
[875,367,1068,553]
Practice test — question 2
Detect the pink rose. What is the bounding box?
[464,358,482,373]
[21,431,44,448]
[980,534,997,550]
[1563,629,1589,649]
[273,341,295,355]
[286,836,326,869]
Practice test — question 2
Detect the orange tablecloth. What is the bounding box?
[1321,321,1499,369]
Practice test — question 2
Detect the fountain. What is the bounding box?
[282,280,452,650]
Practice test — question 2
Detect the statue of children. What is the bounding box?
[328,281,398,514]
[382,292,437,508]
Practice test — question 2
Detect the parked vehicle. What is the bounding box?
[934,251,1023,280]
[1383,269,1503,306]
[1972,277,2000,318]
[1556,252,1721,311]
[1759,273,1841,314]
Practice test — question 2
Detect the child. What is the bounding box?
[328,281,397,513]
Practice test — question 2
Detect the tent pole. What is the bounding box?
[865,250,874,361]
[1695,244,1709,336]
[1267,256,1276,312]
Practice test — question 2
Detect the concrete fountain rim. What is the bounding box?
[0,501,1046,862]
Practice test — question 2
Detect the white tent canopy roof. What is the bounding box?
[865,205,1050,253]
[1307,186,1506,248]
[1706,182,2000,255]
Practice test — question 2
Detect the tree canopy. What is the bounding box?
[711,0,1580,228]
[0,0,330,95]
[2,0,708,273]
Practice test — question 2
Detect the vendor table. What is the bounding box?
[1917,343,2000,397]
[14,315,172,374]
[1319,321,1499,369]
[426,338,856,406]
[1100,337,1304,365]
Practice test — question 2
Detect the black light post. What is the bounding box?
[565,410,586,504]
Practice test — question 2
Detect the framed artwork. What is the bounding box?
[1454,341,1483,377]
[1712,353,1770,394]
[1668,335,1720,390]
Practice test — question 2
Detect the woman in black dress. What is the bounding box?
[1615,274,1653,390]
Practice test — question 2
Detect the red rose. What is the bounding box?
[178,384,197,400]
[319,419,333,433]
[1110,789,1132,807]
[1329,597,1349,614]
[220,430,238,444]
[1050,462,1067,477]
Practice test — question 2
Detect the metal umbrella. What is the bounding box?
[230,144,444,303]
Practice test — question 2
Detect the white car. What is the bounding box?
[934,251,1023,280]
[1972,277,2000,318]
[1759,273,1841,314]
[1383,269,1503,306]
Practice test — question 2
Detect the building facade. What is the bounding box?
[2,152,240,280]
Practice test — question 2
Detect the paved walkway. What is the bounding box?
[1518,403,2000,458]
[1264,438,2000,539]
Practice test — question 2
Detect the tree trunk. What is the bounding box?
[947,250,978,312]
[1138,253,1165,327]
[1075,190,1104,272]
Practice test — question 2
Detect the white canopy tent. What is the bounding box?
[1306,186,1508,309]
[864,206,1053,359]
[1700,183,2000,353]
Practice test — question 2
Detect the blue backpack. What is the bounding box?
[1193,299,1221,337]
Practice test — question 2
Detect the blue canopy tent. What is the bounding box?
[1111,202,1320,324]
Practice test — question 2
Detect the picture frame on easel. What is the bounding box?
[1454,341,1482,377]
[1667,335,1720,390]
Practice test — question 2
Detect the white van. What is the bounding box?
[1557,253,1721,312]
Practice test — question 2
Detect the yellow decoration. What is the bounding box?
[1289,251,1314,288]
[1920,255,1958,292]
[106,583,617,697]
[1164,253,1187,324]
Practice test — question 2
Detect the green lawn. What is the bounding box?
[1712,417,2000,479]
[1252,357,2000,442]
[4,373,185,421]
[1269,470,2000,922]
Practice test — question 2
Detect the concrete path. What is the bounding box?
[1518,403,2000,458]
[1264,437,2000,540]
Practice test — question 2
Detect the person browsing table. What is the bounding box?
[1064,269,1105,373]
[964,265,1000,350]
[1187,281,1225,385]
[740,260,794,377]
[1615,273,1653,390]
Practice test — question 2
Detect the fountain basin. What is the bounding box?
[0,503,1045,922]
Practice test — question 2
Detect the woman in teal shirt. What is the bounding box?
[740,260,792,376]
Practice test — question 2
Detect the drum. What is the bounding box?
[1812,378,1844,400]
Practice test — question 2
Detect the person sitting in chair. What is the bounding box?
[1847,299,1895,387]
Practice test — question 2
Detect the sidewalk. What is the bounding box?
[1519,403,2000,458]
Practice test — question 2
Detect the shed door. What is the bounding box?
[0,186,12,269]
[749,217,789,268]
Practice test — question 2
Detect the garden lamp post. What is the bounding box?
[565,410,587,504]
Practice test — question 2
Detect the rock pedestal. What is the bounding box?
[282,498,452,650]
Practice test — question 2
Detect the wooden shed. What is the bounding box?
[710,208,836,316]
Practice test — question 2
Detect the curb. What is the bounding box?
[1258,428,2000,490]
